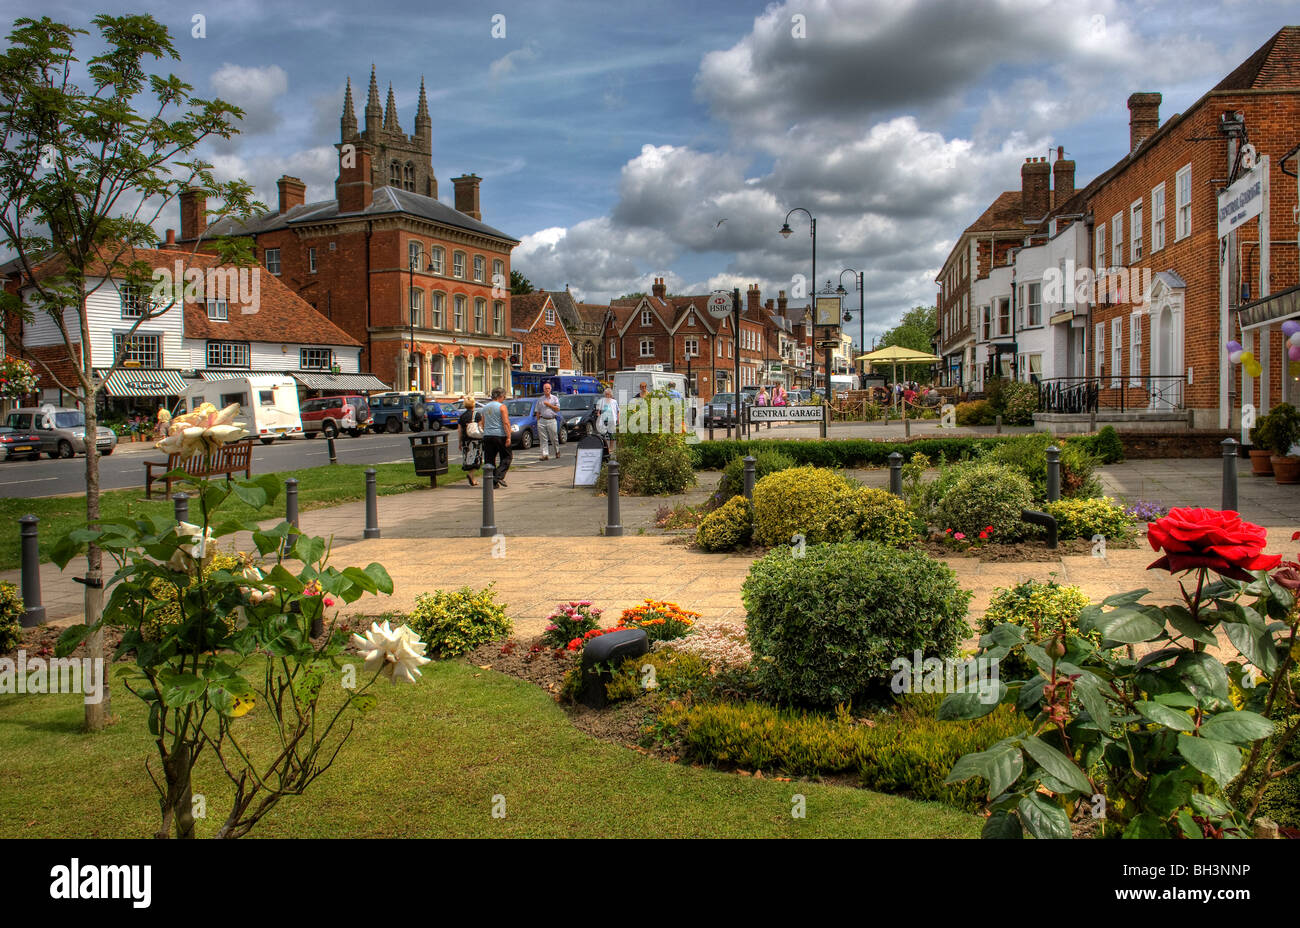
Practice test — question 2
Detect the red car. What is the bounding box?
[300,395,372,439]
[0,425,43,461]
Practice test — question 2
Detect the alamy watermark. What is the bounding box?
[1042,261,1154,309]
[889,650,1001,704]
[0,651,105,704]
[150,260,261,315]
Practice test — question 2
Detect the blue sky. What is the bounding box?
[9,0,1297,345]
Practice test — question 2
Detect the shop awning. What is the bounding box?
[292,372,391,392]
[1240,283,1300,330]
[95,368,189,397]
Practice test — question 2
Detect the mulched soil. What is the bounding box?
[920,535,1141,563]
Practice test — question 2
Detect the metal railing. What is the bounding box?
[1037,376,1186,414]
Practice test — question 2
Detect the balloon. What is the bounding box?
[1230,351,1243,364]
[1290,332,1300,349]
[1291,361,1300,377]
[1241,350,1254,362]
[1283,321,1300,337]
[1226,340,1243,353]
[1245,359,1263,378]
[1290,344,1300,362]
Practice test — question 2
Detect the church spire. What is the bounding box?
[364,64,381,132]
[384,82,401,132]
[340,77,357,136]
[415,76,431,140]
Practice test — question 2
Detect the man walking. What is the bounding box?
[481,387,513,488]
[535,381,561,460]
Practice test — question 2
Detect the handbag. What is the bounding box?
[465,412,484,440]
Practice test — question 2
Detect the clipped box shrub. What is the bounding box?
[751,466,858,547]
[841,486,915,547]
[695,495,753,551]
[997,381,1038,425]
[0,580,22,653]
[714,449,797,505]
[689,436,1013,471]
[955,400,995,426]
[1043,497,1135,541]
[932,461,1036,541]
[979,578,1094,680]
[742,542,971,705]
[408,584,512,658]
[985,432,1100,501]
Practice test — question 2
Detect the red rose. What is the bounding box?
[1147,507,1280,581]
[1272,565,1300,591]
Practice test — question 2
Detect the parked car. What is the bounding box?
[430,400,465,429]
[5,407,117,458]
[703,392,744,428]
[369,393,427,433]
[300,395,372,438]
[0,425,42,461]
[502,397,567,450]
[557,393,600,439]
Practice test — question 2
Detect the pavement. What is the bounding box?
[8,451,1300,644]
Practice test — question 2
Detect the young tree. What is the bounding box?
[878,305,938,382]
[0,15,261,730]
[509,269,533,295]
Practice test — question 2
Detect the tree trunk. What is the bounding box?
[79,312,110,730]
[161,744,196,838]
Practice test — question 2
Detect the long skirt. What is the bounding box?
[462,438,483,471]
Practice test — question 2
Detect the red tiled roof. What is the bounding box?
[1214,26,1300,91]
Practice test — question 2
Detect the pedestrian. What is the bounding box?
[481,387,512,488]
[756,386,769,406]
[534,381,562,460]
[637,381,650,401]
[596,387,618,456]
[459,395,484,487]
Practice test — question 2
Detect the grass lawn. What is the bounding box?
[0,461,465,572]
[0,659,982,838]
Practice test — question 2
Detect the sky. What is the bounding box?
[9,0,1297,347]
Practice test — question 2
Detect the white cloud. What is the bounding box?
[489,42,540,80]
[210,63,290,137]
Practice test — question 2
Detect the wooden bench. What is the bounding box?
[145,440,254,499]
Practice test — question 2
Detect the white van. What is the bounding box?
[185,374,303,445]
[612,370,687,407]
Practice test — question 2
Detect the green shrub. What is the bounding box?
[996,381,1038,425]
[955,400,995,426]
[0,581,22,653]
[689,436,1014,470]
[605,649,714,702]
[742,542,971,705]
[658,694,1023,810]
[979,578,1093,679]
[1092,426,1125,464]
[144,552,246,641]
[841,486,915,547]
[695,495,753,551]
[1043,497,1135,541]
[1257,402,1300,456]
[932,462,1036,541]
[715,449,797,503]
[985,431,1100,501]
[600,429,695,495]
[751,466,858,547]
[407,584,512,658]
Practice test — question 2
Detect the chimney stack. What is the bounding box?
[452,174,482,220]
[747,283,761,313]
[336,146,373,213]
[765,298,774,312]
[179,188,207,241]
[777,290,788,317]
[1052,146,1075,201]
[651,277,666,299]
[164,229,176,247]
[277,175,306,214]
[1127,92,1161,153]
[1020,157,1051,222]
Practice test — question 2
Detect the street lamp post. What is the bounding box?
[779,207,815,400]
[837,268,864,385]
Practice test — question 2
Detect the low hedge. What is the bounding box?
[691,436,1013,471]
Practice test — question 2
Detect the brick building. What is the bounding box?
[184,68,519,397]
[508,291,574,373]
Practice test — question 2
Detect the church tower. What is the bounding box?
[338,66,437,200]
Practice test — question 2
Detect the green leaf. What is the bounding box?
[1198,710,1275,745]
[937,688,1001,720]
[1176,735,1243,790]
[1073,677,1112,732]
[946,742,1023,799]
[1134,700,1195,732]
[982,810,1023,839]
[1016,676,1047,713]
[1021,736,1092,794]
[54,623,96,658]
[362,562,394,595]
[1176,810,1203,838]
[266,564,305,594]
[1136,647,1183,669]
[1122,813,1172,839]
[341,565,379,595]
[1163,604,1219,646]
[1102,589,1152,608]
[1017,793,1072,839]
[1153,692,1199,708]
[157,670,206,707]
[1174,652,1231,709]
[1145,771,1196,818]
[1223,621,1279,676]
[229,481,268,509]
[290,535,326,567]
[253,526,288,556]
[1091,605,1164,644]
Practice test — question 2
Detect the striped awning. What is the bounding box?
[95,368,189,397]
[292,372,391,391]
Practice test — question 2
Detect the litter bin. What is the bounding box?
[408,432,449,486]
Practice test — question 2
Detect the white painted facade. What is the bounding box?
[183,339,362,374]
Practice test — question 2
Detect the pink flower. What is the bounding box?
[954,532,966,540]
[323,596,336,607]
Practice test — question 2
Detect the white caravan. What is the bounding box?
[185,374,303,445]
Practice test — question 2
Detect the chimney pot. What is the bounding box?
[652,277,666,299]
[1053,147,1076,202]
[451,174,482,221]
[277,175,306,214]
[1127,92,1162,153]
[164,228,176,246]
[179,188,207,241]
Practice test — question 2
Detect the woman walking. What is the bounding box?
[458,395,484,487]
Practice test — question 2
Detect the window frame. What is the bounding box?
[474,297,486,333]
[1111,212,1123,268]
[308,247,317,274]
[113,331,161,368]
[206,340,249,368]
[1026,282,1042,327]
[473,255,485,283]
[1129,312,1143,387]
[1175,164,1192,241]
[1151,182,1166,252]
[430,247,445,275]
[206,299,228,322]
[300,347,333,371]
[1110,317,1122,389]
[264,248,281,276]
[119,283,147,319]
[452,251,466,279]
[1130,198,1144,262]
[453,295,466,331]
[1095,321,1105,378]
[409,288,423,327]
[640,337,655,357]
[542,344,560,368]
[430,292,445,328]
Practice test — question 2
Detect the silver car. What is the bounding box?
[5,407,117,459]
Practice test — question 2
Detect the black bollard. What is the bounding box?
[888,452,903,497]
[285,478,300,553]
[479,464,497,537]
[173,493,189,524]
[1222,438,1239,512]
[1046,445,1061,502]
[605,458,624,536]
[327,435,338,465]
[364,468,380,539]
[18,515,45,627]
[743,455,756,501]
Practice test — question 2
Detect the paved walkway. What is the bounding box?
[10,455,1300,642]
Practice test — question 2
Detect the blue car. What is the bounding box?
[425,400,463,430]
[503,398,567,450]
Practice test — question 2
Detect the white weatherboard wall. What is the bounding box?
[22,278,186,366]
[183,340,362,373]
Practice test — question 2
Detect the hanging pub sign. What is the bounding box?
[1218,163,1265,238]
[814,295,842,326]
